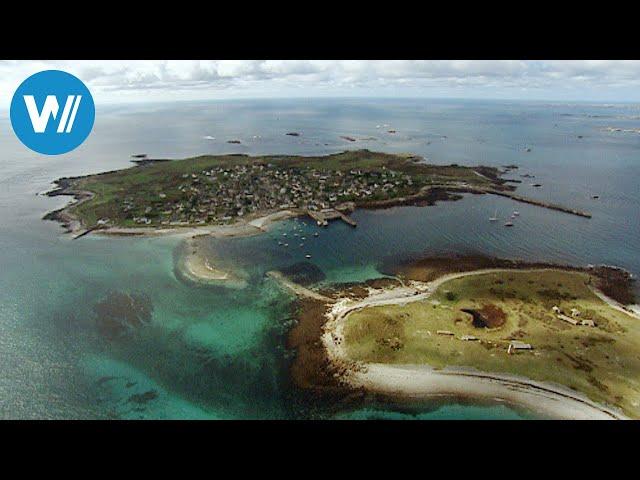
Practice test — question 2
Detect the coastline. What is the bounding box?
[43,168,591,241]
[45,182,301,240]
[309,266,636,420]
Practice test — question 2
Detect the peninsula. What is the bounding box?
[284,256,639,419]
[44,150,589,237]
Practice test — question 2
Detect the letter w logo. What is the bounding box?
[23,95,82,133]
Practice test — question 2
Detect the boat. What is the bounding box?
[305,254,312,259]
[504,221,514,227]
[513,211,520,216]
[314,232,319,237]
[489,209,498,221]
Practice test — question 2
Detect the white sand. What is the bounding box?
[177,238,248,289]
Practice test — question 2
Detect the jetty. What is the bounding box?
[444,185,592,219]
[72,225,105,240]
[485,189,592,218]
[307,208,357,227]
[266,271,332,302]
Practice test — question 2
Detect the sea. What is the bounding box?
[1,98,638,419]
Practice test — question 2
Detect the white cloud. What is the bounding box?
[2,60,640,107]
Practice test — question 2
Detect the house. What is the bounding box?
[460,335,479,341]
[580,319,596,327]
[508,341,533,354]
[552,306,561,314]
[570,308,581,317]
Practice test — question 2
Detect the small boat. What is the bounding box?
[299,243,304,247]
[314,232,319,237]
[305,254,312,259]
[513,211,520,216]
[489,209,498,221]
[282,233,287,237]
[504,221,514,227]
[284,243,289,247]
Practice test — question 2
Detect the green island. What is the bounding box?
[319,266,640,419]
[45,150,521,234]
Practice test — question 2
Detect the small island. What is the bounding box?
[44,149,590,238]
[284,255,640,419]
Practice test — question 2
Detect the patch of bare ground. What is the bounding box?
[462,304,507,328]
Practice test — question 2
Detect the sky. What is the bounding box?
[2,60,640,107]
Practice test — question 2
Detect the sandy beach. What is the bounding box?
[321,268,632,420]
[175,237,248,289]
[97,209,301,239]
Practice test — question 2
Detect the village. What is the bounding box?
[125,163,416,227]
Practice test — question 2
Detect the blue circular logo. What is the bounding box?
[10,70,95,155]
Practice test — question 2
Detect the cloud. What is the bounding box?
[2,60,640,106]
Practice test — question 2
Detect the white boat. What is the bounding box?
[305,254,312,259]
[489,209,498,221]
[504,221,514,227]
[513,211,520,216]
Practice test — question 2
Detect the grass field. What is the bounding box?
[342,269,640,417]
[63,150,499,228]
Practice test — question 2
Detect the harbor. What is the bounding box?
[306,208,357,228]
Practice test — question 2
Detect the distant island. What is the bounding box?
[44,149,590,239]
[283,255,639,420]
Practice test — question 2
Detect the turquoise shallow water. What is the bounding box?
[1,98,639,419]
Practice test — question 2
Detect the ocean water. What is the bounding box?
[1,98,638,419]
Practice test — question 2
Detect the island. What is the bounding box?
[42,148,637,418]
[44,149,590,238]
[283,255,640,419]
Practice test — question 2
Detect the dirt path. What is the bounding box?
[266,271,333,302]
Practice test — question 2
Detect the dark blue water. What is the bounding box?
[0,98,638,419]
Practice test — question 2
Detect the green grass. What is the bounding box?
[342,269,640,418]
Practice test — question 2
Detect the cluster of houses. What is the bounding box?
[551,305,596,327]
[121,163,416,226]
